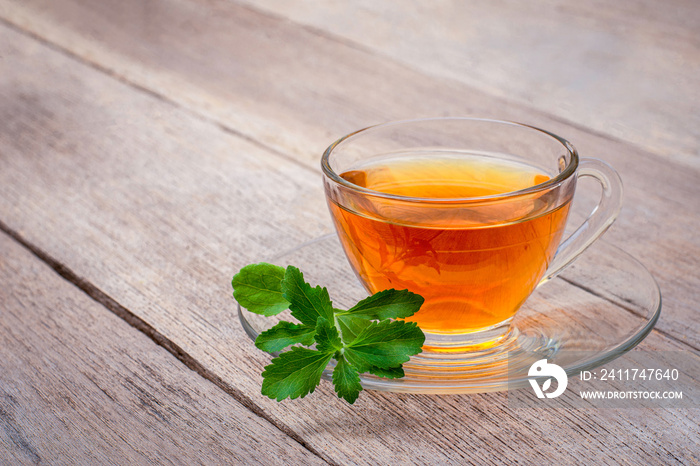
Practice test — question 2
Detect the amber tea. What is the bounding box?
[323,118,622,351]
[327,153,571,335]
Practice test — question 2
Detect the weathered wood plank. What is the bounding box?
[0,22,697,465]
[240,0,700,168]
[0,0,697,349]
[0,231,327,465]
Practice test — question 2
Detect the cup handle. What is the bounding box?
[539,157,623,285]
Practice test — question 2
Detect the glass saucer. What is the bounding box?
[238,234,661,394]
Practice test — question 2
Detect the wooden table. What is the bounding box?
[1,0,698,463]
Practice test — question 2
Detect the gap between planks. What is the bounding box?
[0,218,339,466]
[0,15,316,179]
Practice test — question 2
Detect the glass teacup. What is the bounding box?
[322,118,622,352]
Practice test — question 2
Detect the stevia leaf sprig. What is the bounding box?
[232,263,425,404]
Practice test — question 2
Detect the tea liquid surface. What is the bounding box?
[330,153,571,333]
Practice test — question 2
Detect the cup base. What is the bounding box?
[421,318,514,353]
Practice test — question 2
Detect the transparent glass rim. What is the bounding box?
[321,117,579,204]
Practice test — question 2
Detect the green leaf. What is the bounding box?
[281,266,334,326]
[336,313,372,342]
[239,261,428,404]
[261,347,333,401]
[344,320,425,372]
[368,365,405,379]
[332,355,362,404]
[232,263,289,315]
[342,289,424,320]
[255,321,316,353]
[314,318,342,354]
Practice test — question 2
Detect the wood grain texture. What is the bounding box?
[0,231,327,465]
[0,20,697,465]
[0,0,697,349]
[4,0,700,166]
[240,0,700,168]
